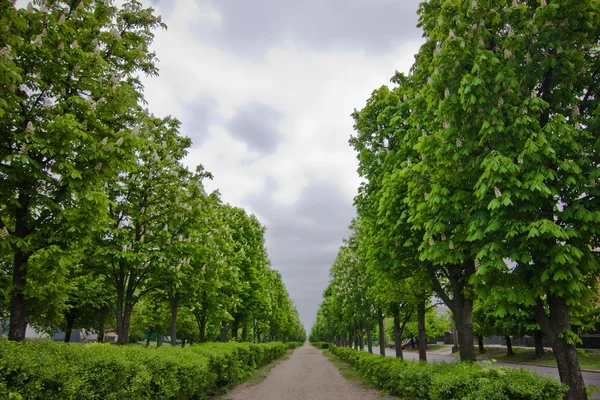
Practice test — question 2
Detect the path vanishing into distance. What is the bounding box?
[214,342,390,400]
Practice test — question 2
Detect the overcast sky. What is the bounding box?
[141,0,425,331]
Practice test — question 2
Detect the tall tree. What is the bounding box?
[0,0,163,341]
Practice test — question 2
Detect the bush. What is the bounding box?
[329,345,567,400]
[311,341,329,349]
[0,338,290,400]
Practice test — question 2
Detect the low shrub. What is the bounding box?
[311,341,329,349]
[0,338,290,400]
[329,345,567,400]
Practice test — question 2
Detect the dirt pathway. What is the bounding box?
[214,342,389,400]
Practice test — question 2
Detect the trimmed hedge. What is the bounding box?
[310,341,329,349]
[329,345,567,400]
[0,338,295,400]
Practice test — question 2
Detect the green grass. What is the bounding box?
[474,346,600,370]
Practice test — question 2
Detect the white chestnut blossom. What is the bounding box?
[494,187,502,198]
[25,121,34,134]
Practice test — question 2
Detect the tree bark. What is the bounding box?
[478,335,485,353]
[417,300,427,362]
[378,309,386,356]
[231,319,239,341]
[366,322,373,354]
[8,192,30,342]
[393,310,403,360]
[157,332,163,347]
[146,326,153,346]
[195,312,207,343]
[219,320,228,342]
[427,264,476,361]
[534,295,586,400]
[9,252,29,342]
[505,336,514,356]
[64,311,76,343]
[169,291,179,346]
[242,322,248,342]
[534,330,544,358]
[114,263,137,345]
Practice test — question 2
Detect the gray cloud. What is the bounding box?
[195,0,423,57]
[181,95,219,145]
[226,102,284,154]
[245,178,355,331]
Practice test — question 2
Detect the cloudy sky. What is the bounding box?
[141,0,425,331]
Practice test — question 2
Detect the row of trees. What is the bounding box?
[0,0,305,345]
[313,0,599,399]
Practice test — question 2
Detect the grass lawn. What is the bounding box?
[473,346,600,370]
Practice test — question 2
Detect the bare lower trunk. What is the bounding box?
[393,311,403,360]
[115,285,133,345]
[366,323,373,354]
[534,295,586,400]
[427,264,476,361]
[64,311,76,343]
[242,322,247,342]
[157,332,163,347]
[505,336,514,356]
[417,301,427,362]
[9,253,29,341]
[169,292,179,346]
[378,309,385,356]
[219,320,228,342]
[115,266,137,345]
[534,330,544,358]
[231,319,239,341]
[146,326,154,346]
[478,335,485,353]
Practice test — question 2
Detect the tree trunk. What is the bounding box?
[194,313,207,343]
[169,292,179,346]
[478,335,485,353]
[427,264,476,361]
[219,320,228,342]
[393,310,403,360]
[417,300,427,362]
[454,299,476,361]
[115,266,136,345]
[98,329,104,343]
[231,319,239,341]
[181,338,186,348]
[358,330,364,350]
[64,311,76,343]
[157,332,163,347]
[534,295,586,400]
[378,309,386,356]
[146,326,154,346]
[366,322,373,354]
[8,193,30,342]
[8,253,29,341]
[242,322,248,342]
[505,336,514,356]
[534,330,544,358]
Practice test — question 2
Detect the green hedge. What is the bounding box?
[310,341,329,349]
[329,345,567,400]
[0,338,293,400]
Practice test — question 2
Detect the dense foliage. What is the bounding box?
[0,338,301,399]
[329,345,567,400]
[313,0,599,398]
[0,0,305,346]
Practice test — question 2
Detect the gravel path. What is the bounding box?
[214,342,389,400]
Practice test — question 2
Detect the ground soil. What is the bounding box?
[213,342,389,400]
